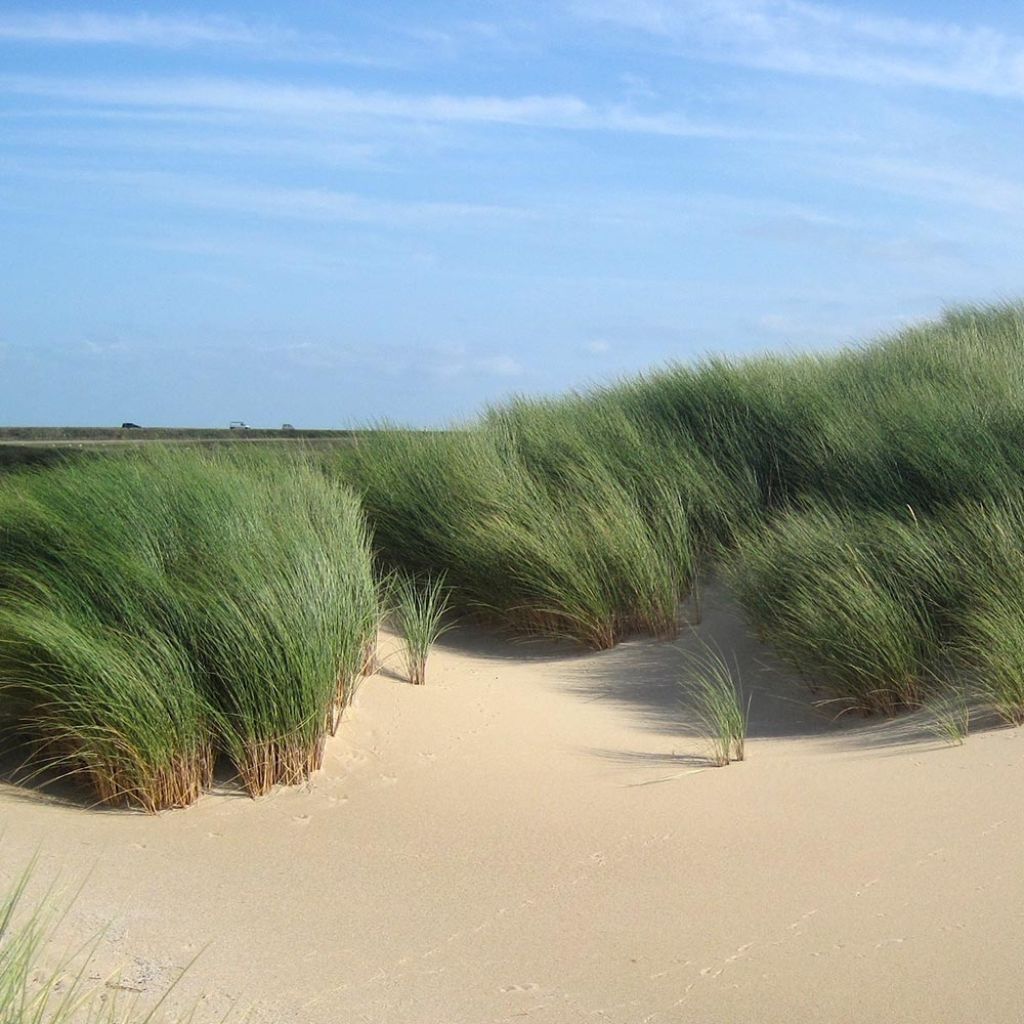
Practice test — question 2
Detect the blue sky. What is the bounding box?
[3,2,1024,427]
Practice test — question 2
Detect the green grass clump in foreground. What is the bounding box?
[390,573,452,686]
[679,645,747,766]
[0,448,378,809]
[0,866,202,1023]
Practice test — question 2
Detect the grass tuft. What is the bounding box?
[923,685,970,746]
[679,644,748,766]
[390,573,452,686]
[0,448,378,808]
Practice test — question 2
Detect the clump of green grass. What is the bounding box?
[679,645,747,766]
[339,410,733,649]
[390,573,452,686]
[0,448,378,808]
[0,461,216,811]
[729,506,950,714]
[167,456,378,795]
[922,685,970,746]
[941,496,1024,725]
[0,608,213,811]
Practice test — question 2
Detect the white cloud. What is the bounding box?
[838,157,1024,216]
[0,12,260,46]
[0,12,375,63]
[572,0,1024,100]
[0,74,806,141]
[473,355,524,377]
[583,339,612,353]
[47,168,533,227]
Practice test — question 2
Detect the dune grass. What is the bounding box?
[0,866,200,1023]
[390,573,452,686]
[728,506,950,714]
[328,302,1024,723]
[679,645,747,766]
[338,401,748,648]
[5,299,1024,814]
[0,448,378,808]
[941,496,1024,725]
[923,686,970,746]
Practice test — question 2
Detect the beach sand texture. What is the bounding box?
[1,586,1021,1023]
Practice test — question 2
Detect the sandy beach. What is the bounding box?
[1,586,1021,1024]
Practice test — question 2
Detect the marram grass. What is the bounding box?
[6,300,1024,816]
[0,448,378,809]
[390,573,452,686]
[679,645,748,766]
[0,865,200,1023]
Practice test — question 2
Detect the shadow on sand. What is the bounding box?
[438,581,1006,763]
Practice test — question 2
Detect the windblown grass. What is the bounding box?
[6,298,1024,797]
[339,401,747,648]
[329,301,1024,732]
[0,448,377,808]
[679,645,747,766]
[0,867,196,1023]
[729,506,950,714]
[941,496,1024,725]
[390,573,452,686]
[923,686,970,746]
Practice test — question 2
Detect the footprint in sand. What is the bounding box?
[292,814,311,825]
[500,983,540,993]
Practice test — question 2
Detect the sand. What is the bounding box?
[1,586,1021,1023]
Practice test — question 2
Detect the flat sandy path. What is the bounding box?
[1,588,1021,1023]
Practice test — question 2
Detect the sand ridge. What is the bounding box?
[1,586,1021,1023]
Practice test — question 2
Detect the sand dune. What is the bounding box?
[1,586,1021,1023]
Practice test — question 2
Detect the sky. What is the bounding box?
[3,2,1024,427]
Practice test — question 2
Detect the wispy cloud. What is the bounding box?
[0,11,376,63]
[0,74,810,141]
[844,157,1024,216]
[282,340,524,381]
[572,0,1024,100]
[18,166,533,228]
